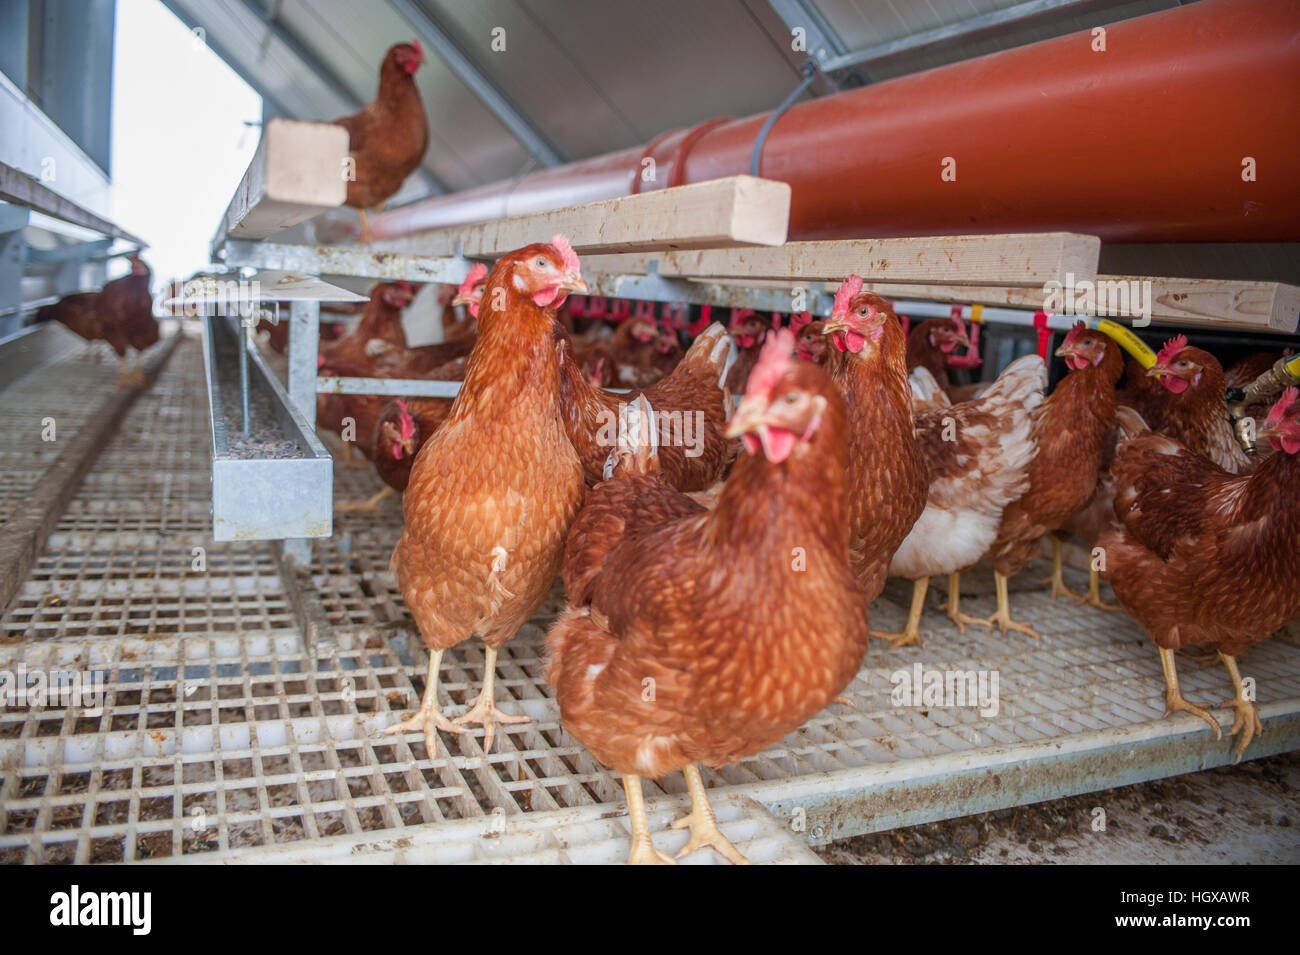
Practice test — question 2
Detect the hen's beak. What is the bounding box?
[558,272,589,295]
[451,292,470,307]
[1054,342,1076,359]
[822,316,849,335]
[724,398,769,439]
[1146,363,1171,379]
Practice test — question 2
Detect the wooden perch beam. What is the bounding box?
[213,119,349,251]
[585,232,1100,289]
[371,176,791,257]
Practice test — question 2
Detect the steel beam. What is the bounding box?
[222,239,471,284]
[766,0,849,69]
[25,237,114,265]
[236,0,363,111]
[819,0,1105,75]
[0,162,144,244]
[387,0,563,167]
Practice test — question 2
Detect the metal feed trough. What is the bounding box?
[201,312,334,543]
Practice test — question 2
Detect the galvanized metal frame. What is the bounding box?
[0,161,144,245]
[765,0,851,72]
[816,0,1111,76]
[202,311,333,542]
[222,240,471,284]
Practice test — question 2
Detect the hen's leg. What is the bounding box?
[1043,537,1085,601]
[982,571,1041,640]
[1158,646,1221,739]
[671,763,749,864]
[336,485,396,513]
[340,441,370,469]
[453,645,530,753]
[1080,566,1122,612]
[1218,653,1262,762]
[379,649,462,755]
[871,577,928,648]
[115,355,133,387]
[622,774,676,865]
[357,208,374,245]
[944,572,990,634]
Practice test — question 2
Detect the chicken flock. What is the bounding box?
[303,235,1299,865]
[37,44,1297,865]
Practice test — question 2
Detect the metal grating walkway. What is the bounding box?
[1,332,1298,863]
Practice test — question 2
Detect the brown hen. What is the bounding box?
[1099,390,1300,759]
[547,330,866,864]
[383,237,588,754]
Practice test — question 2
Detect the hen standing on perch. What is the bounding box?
[335,41,428,243]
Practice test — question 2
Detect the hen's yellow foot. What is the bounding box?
[983,610,1041,640]
[377,649,460,755]
[452,646,530,753]
[943,574,990,635]
[983,570,1041,639]
[379,704,462,756]
[871,627,922,649]
[673,764,750,865]
[453,696,530,753]
[1218,653,1262,762]
[1219,696,1262,762]
[874,577,927,648]
[1163,690,1221,738]
[627,837,677,865]
[621,773,677,865]
[336,486,395,512]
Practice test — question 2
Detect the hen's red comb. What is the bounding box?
[395,399,415,441]
[746,329,796,404]
[790,311,813,330]
[729,308,756,330]
[457,262,487,299]
[1061,320,1086,345]
[550,234,580,275]
[832,275,864,318]
[1156,334,1189,366]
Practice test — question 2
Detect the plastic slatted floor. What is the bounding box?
[1,334,1297,864]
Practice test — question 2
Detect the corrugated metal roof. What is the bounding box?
[164,0,1188,205]
[813,0,1183,80]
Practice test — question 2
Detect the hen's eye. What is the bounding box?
[784,392,800,404]
[858,307,867,316]
[537,258,548,269]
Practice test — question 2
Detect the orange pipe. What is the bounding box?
[371,0,1300,243]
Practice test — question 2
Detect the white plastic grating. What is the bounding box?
[0,341,125,526]
[1,333,1298,864]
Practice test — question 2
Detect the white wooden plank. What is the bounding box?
[585,232,1100,288]
[213,119,350,250]
[372,176,791,257]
